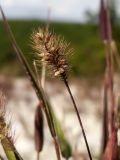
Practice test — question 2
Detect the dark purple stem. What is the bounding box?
[61,74,92,160]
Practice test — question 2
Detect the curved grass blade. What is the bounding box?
[102,72,109,153]
[0,155,5,160]
[52,110,72,159]
[1,137,23,160]
[0,6,61,160]
[0,4,55,142]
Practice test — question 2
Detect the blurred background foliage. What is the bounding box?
[0,0,120,77]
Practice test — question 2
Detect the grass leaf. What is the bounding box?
[1,137,23,160]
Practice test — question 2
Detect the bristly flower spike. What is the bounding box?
[0,92,23,160]
[0,93,8,140]
[31,28,92,160]
[31,28,71,78]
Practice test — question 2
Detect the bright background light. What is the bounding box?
[0,0,100,22]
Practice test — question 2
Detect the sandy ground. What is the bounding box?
[0,75,119,160]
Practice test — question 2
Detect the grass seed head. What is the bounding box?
[31,28,72,77]
[0,93,8,140]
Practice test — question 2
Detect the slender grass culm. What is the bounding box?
[102,71,109,153]
[31,28,92,160]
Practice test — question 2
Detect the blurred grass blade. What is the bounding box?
[110,40,120,70]
[52,110,72,159]
[1,137,23,160]
[118,146,120,160]
[99,0,112,41]
[99,0,115,133]
[99,0,108,40]
[0,5,55,137]
[115,97,120,129]
[0,155,5,160]
[14,149,23,160]
[102,72,109,153]
[102,129,118,160]
[0,5,43,99]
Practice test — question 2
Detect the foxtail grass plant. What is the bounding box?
[99,0,118,159]
[0,93,23,160]
[0,5,72,160]
[37,26,72,159]
[31,28,92,160]
[34,56,72,160]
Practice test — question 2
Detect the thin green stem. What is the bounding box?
[61,74,92,160]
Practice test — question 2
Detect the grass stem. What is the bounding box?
[61,74,92,160]
[102,71,109,153]
[104,41,115,133]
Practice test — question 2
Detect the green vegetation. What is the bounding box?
[0,20,120,76]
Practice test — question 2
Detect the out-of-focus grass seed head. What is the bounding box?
[31,28,73,77]
[0,112,8,140]
[0,93,8,140]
